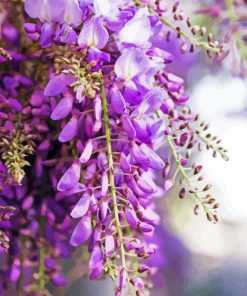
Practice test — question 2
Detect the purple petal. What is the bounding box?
[58,117,78,142]
[54,23,78,44]
[120,153,131,173]
[25,0,48,20]
[70,216,92,246]
[99,201,108,221]
[131,142,150,165]
[138,265,150,273]
[79,140,93,164]
[70,192,91,218]
[128,178,147,197]
[124,206,139,229]
[127,239,142,251]
[45,257,57,269]
[136,176,156,193]
[62,183,86,196]
[52,273,67,287]
[76,84,85,103]
[138,89,164,114]
[62,0,83,27]
[10,260,20,282]
[105,231,115,257]
[89,265,104,279]
[51,96,73,120]
[2,76,19,90]
[139,222,154,233]
[94,0,119,18]
[24,23,37,33]
[140,144,165,169]
[40,22,54,48]
[133,119,150,143]
[44,73,75,96]
[94,96,102,121]
[118,12,152,46]
[121,115,136,139]
[115,48,150,80]
[137,206,160,226]
[25,0,60,22]
[57,161,81,192]
[78,16,109,49]
[125,187,139,207]
[89,244,103,269]
[110,86,126,114]
[30,90,44,107]
[130,277,144,289]
[89,225,102,252]
[9,98,22,112]
[100,172,109,197]
[119,268,128,291]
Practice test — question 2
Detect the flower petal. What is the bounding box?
[79,140,93,164]
[140,144,165,169]
[57,161,81,192]
[70,216,92,247]
[118,11,152,46]
[124,206,139,229]
[121,115,136,139]
[105,231,115,257]
[100,172,109,197]
[110,86,126,114]
[94,96,102,121]
[58,117,78,142]
[51,96,73,120]
[89,243,103,269]
[44,73,75,96]
[78,17,109,49]
[115,48,150,80]
[70,192,91,218]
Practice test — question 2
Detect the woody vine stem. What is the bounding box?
[101,79,127,270]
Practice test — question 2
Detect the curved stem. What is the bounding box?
[132,0,221,53]
[101,80,127,269]
[165,135,210,214]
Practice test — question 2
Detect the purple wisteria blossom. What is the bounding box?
[0,0,228,295]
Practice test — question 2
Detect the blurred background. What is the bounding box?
[151,1,247,294]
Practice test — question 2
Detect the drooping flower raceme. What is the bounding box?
[0,0,228,295]
[197,0,247,77]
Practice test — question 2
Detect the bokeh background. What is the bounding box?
[151,1,247,294]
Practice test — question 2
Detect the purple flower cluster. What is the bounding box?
[197,0,247,76]
[0,0,228,295]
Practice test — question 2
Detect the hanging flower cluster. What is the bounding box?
[0,1,228,295]
[197,0,247,76]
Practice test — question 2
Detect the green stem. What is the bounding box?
[38,218,46,292]
[132,0,221,53]
[165,134,210,214]
[101,80,127,269]
[17,238,24,296]
[38,245,45,291]
[188,126,229,161]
